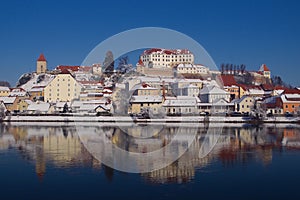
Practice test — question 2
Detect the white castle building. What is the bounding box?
[140,48,194,68]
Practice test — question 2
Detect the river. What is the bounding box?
[1,122,300,199]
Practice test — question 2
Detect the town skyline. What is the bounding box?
[1,0,300,86]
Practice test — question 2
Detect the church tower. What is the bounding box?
[36,53,47,74]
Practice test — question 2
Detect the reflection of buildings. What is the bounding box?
[1,124,300,183]
[0,125,97,180]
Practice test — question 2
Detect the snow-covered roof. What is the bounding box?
[29,86,45,92]
[0,86,10,91]
[9,91,27,97]
[25,100,33,105]
[71,100,107,108]
[18,73,55,91]
[183,84,199,89]
[96,104,111,111]
[27,102,50,112]
[177,63,207,69]
[231,95,254,104]
[0,97,16,104]
[130,95,163,103]
[138,76,161,83]
[280,94,300,103]
[163,96,197,107]
[178,79,203,83]
[211,98,233,105]
[55,102,71,108]
[77,104,99,112]
[200,86,228,95]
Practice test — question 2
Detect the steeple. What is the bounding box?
[36,53,47,74]
[37,53,46,62]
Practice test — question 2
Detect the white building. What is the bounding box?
[176,63,209,75]
[27,102,51,114]
[199,85,230,103]
[140,48,194,68]
[182,84,200,97]
[163,96,199,115]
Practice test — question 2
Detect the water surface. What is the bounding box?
[1,123,300,199]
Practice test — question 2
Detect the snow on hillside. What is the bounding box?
[17,73,55,91]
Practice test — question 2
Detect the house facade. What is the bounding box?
[232,95,255,113]
[44,71,82,102]
[163,96,198,115]
[0,86,10,97]
[199,86,230,103]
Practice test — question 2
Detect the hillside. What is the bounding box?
[16,73,55,91]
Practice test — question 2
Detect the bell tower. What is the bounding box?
[37,53,47,74]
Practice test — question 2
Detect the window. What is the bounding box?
[286,105,288,108]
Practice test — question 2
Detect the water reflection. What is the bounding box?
[1,123,300,183]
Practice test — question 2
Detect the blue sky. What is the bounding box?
[0,0,300,86]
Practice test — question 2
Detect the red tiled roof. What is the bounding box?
[219,75,237,86]
[261,84,274,91]
[56,66,80,72]
[237,84,262,91]
[80,66,92,72]
[59,69,72,75]
[37,53,46,62]
[259,64,270,72]
[274,86,287,90]
[283,88,300,94]
[138,59,144,66]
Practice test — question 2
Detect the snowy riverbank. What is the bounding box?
[1,115,300,123]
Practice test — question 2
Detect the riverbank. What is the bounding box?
[1,115,300,123]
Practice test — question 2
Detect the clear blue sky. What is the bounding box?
[0,0,299,86]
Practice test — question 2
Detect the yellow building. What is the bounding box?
[232,95,254,114]
[29,86,45,101]
[0,86,10,97]
[129,83,163,114]
[0,96,18,112]
[44,71,83,102]
[17,99,31,112]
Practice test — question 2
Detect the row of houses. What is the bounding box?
[0,98,112,115]
[127,73,300,116]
